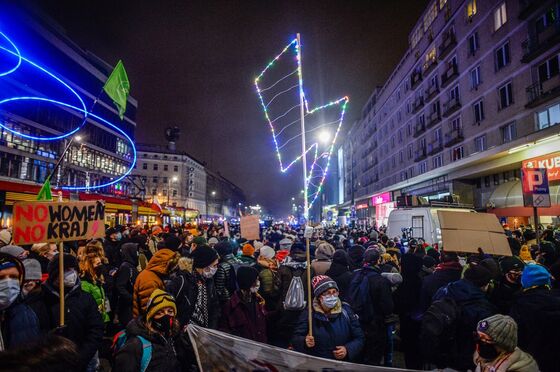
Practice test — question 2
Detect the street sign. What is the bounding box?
[521,168,550,207]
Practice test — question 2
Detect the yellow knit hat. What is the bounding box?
[519,245,533,262]
[146,289,176,321]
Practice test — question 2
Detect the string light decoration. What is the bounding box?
[0,29,137,191]
[254,37,348,211]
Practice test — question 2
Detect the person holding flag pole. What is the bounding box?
[36,60,130,327]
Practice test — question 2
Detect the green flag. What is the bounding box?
[103,60,130,120]
[37,178,52,201]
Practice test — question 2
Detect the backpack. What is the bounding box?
[224,260,253,294]
[419,297,461,364]
[112,330,152,372]
[349,268,378,323]
[283,267,306,311]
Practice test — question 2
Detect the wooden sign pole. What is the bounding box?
[58,241,65,326]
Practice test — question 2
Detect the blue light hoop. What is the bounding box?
[0,29,136,191]
[0,31,22,77]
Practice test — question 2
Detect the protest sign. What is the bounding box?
[12,200,105,245]
[187,324,410,371]
[240,214,260,240]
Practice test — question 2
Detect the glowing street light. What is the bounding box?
[318,130,331,144]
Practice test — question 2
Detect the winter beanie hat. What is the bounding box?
[521,264,551,289]
[499,256,525,274]
[0,229,11,246]
[0,252,24,284]
[164,236,181,252]
[332,250,350,266]
[23,259,42,281]
[214,241,233,258]
[422,255,437,269]
[191,245,219,269]
[315,242,335,260]
[146,289,176,322]
[242,243,255,257]
[207,237,219,246]
[0,245,26,258]
[363,248,380,264]
[477,314,517,353]
[464,264,493,287]
[193,236,207,247]
[236,266,259,290]
[259,246,275,260]
[311,275,338,298]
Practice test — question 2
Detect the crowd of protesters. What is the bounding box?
[0,220,559,371]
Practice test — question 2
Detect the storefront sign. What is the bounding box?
[523,152,560,181]
[521,168,551,207]
[372,192,391,205]
[356,203,368,210]
[13,200,105,245]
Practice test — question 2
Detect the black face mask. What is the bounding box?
[477,340,499,360]
[151,314,174,336]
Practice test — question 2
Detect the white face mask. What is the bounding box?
[0,278,20,310]
[63,270,78,287]
[321,294,339,309]
[250,281,260,293]
[202,266,217,279]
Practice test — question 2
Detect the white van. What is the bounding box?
[386,207,475,248]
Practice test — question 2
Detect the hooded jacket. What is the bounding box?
[133,249,177,317]
[257,255,280,311]
[214,253,239,303]
[420,261,463,311]
[80,274,109,323]
[474,347,539,372]
[114,318,180,372]
[116,242,140,325]
[432,279,497,371]
[220,291,267,343]
[510,287,560,372]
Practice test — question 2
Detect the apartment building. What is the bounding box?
[341,0,560,227]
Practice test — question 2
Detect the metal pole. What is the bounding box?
[296,33,313,338]
[534,206,540,246]
[350,141,355,228]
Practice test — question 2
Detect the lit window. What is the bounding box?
[466,0,477,18]
[474,135,486,153]
[494,2,507,31]
[502,122,517,143]
[470,66,482,89]
[433,155,443,168]
[451,146,464,161]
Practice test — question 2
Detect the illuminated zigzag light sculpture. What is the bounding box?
[254,37,348,210]
[0,30,137,191]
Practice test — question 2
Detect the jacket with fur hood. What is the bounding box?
[133,249,178,317]
[474,347,539,372]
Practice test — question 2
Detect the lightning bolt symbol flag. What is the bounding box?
[254,37,348,211]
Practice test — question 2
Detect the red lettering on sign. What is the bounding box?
[31,225,45,241]
[14,205,33,223]
[34,205,48,222]
[13,226,31,244]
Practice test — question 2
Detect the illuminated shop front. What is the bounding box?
[372,192,395,228]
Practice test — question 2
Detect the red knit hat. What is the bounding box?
[311,275,338,298]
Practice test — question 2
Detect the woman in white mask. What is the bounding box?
[292,275,365,362]
[220,266,268,343]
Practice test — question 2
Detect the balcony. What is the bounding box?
[413,122,426,138]
[441,62,459,88]
[442,96,461,117]
[414,148,427,162]
[423,58,438,75]
[526,75,560,108]
[519,0,548,20]
[425,84,439,100]
[426,110,442,128]
[411,70,423,89]
[438,30,457,60]
[444,128,464,147]
[411,96,424,113]
[427,140,443,155]
[521,22,560,63]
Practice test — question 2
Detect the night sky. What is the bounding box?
[33,0,429,216]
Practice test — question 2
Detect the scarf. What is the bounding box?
[191,277,209,327]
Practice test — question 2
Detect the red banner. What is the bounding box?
[522,152,560,181]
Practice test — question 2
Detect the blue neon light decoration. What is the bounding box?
[0,29,137,191]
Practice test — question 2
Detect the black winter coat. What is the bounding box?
[510,287,560,372]
[419,262,463,312]
[116,242,139,326]
[114,318,181,372]
[166,270,220,329]
[35,281,104,368]
[325,262,353,303]
[488,277,522,315]
[104,238,122,269]
[395,252,424,315]
[349,266,394,325]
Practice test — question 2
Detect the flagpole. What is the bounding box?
[296,33,313,338]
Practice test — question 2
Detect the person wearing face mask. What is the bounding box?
[474,314,538,372]
[488,257,525,314]
[114,289,181,372]
[0,253,40,350]
[220,266,267,343]
[292,275,364,362]
[35,253,104,370]
[79,253,110,323]
[104,227,123,269]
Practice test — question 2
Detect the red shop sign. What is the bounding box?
[522,152,560,181]
[372,192,391,205]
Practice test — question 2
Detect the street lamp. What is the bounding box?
[211,190,216,196]
[318,130,331,144]
[167,176,178,205]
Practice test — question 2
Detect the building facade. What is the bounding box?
[342,0,560,228]
[131,144,207,215]
[0,4,137,207]
[206,169,246,220]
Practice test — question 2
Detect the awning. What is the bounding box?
[488,180,560,216]
[5,191,69,205]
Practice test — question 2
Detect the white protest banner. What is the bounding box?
[240,214,260,240]
[187,324,411,371]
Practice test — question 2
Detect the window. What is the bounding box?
[435,127,442,142]
[408,144,413,159]
[407,122,412,136]
[173,190,178,197]
[153,176,158,183]
[153,164,158,171]
[493,174,500,186]
[495,42,510,70]
[538,55,560,82]
[419,161,428,174]
[411,27,423,49]
[536,8,557,33]
[152,188,156,195]
[449,85,460,100]
[163,177,168,183]
[485,176,491,188]
[433,154,443,168]
[424,4,438,32]
[494,2,507,31]
[398,129,403,143]
[164,164,168,171]
[162,189,167,197]
[470,66,482,89]
[425,47,437,66]
[473,100,485,123]
[537,103,560,129]
[408,167,415,179]
[399,150,404,163]
[142,163,147,170]
[466,0,477,19]
[407,99,412,114]
[468,32,479,55]
[498,82,513,109]
[439,0,447,9]
[474,135,487,152]
[450,115,462,131]
[502,122,517,143]
[392,156,396,168]
[174,165,179,172]
[451,146,464,161]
